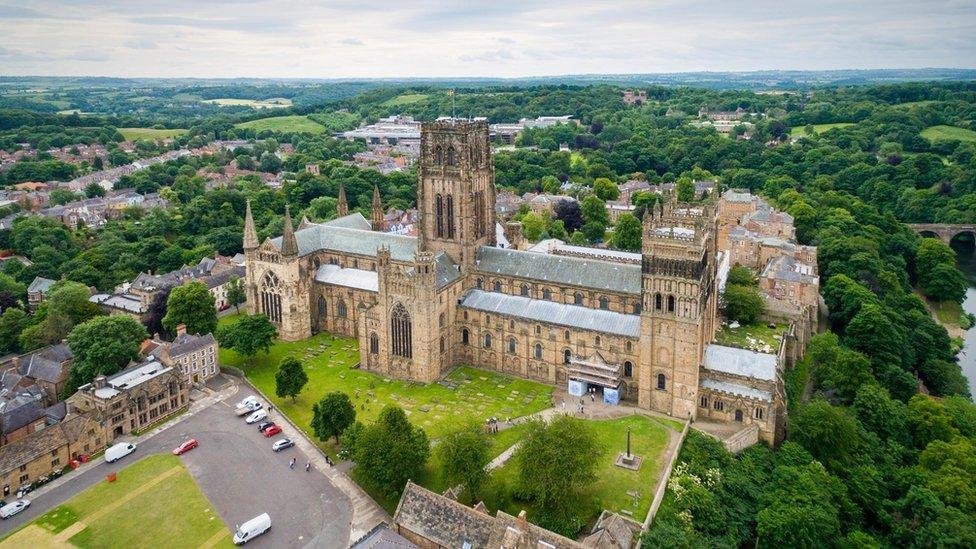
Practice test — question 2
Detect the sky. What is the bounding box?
[1,0,975,79]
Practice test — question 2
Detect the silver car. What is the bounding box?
[272,438,294,452]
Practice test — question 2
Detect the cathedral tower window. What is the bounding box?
[435,194,444,237]
[657,373,666,391]
[260,271,282,324]
[390,303,413,359]
[446,146,456,166]
[667,295,675,313]
[434,145,442,164]
[446,194,455,238]
[654,293,662,310]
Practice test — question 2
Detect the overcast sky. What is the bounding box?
[1,0,974,78]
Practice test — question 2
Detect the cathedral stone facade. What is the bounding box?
[245,119,784,443]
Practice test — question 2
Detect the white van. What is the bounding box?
[105,442,137,463]
[233,513,271,545]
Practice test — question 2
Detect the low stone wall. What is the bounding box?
[642,417,691,531]
[723,424,760,454]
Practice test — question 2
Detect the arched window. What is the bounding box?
[624,361,633,377]
[754,408,764,420]
[564,330,570,341]
[508,337,516,354]
[435,194,444,238]
[493,280,502,292]
[439,313,445,327]
[633,303,642,314]
[317,296,327,319]
[390,303,413,358]
[260,271,282,324]
[484,333,492,349]
[476,278,483,290]
[574,292,583,305]
[534,343,543,360]
[734,410,743,422]
[564,349,572,364]
[657,373,666,391]
[714,400,724,411]
[700,396,709,408]
[667,295,675,313]
[434,145,442,164]
[521,285,529,297]
[462,328,469,345]
[440,336,445,353]
[595,336,601,347]
[654,293,662,311]
[535,325,541,335]
[542,288,552,300]
[337,299,347,318]
[446,146,456,166]
[599,296,609,310]
[369,333,379,354]
[446,194,455,238]
[626,341,632,352]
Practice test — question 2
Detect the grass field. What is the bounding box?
[118,127,187,140]
[789,122,854,137]
[204,97,292,108]
[234,115,326,134]
[0,455,232,548]
[921,125,976,143]
[381,93,428,107]
[715,321,785,353]
[481,415,674,529]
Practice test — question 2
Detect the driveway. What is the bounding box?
[0,384,352,548]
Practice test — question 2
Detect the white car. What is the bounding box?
[237,396,260,409]
[245,409,268,424]
[0,499,30,519]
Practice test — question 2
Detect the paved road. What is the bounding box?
[0,385,352,548]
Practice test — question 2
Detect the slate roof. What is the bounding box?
[0,394,44,435]
[167,333,216,358]
[585,510,641,549]
[27,276,56,294]
[393,481,494,548]
[701,378,773,402]
[703,344,777,381]
[474,246,641,294]
[315,265,379,292]
[350,523,417,549]
[460,289,640,338]
[18,344,71,383]
[488,510,585,548]
[323,212,372,231]
[270,224,418,260]
[0,417,67,473]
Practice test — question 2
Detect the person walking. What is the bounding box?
[305,461,310,472]
[289,458,296,469]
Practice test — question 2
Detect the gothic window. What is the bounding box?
[534,343,542,360]
[337,299,347,318]
[484,333,493,349]
[654,293,662,311]
[447,146,456,166]
[260,271,282,324]
[435,194,444,238]
[476,278,483,290]
[446,194,455,238]
[508,337,516,354]
[734,410,743,422]
[520,284,529,297]
[626,341,632,352]
[564,349,572,364]
[574,292,583,305]
[700,396,709,408]
[633,303,642,314]
[667,295,675,313]
[493,280,502,292]
[473,191,485,237]
[624,361,633,377]
[595,336,601,347]
[713,400,724,411]
[434,145,442,164]
[439,313,445,327]
[754,408,764,420]
[440,337,445,353]
[564,330,570,341]
[462,328,469,345]
[369,333,379,354]
[657,373,666,391]
[599,296,609,310]
[542,288,552,300]
[390,303,413,359]
[317,296,327,319]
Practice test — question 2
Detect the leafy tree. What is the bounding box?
[216,314,277,364]
[0,307,27,353]
[582,221,606,243]
[554,199,584,233]
[723,283,764,324]
[923,263,968,302]
[676,177,695,201]
[437,425,492,500]
[84,183,106,198]
[65,315,148,396]
[907,394,959,449]
[162,281,217,335]
[311,391,356,444]
[789,400,859,470]
[580,194,608,227]
[547,219,567,241]
[49,188,77,206]
[274,356,308,402]
[226,277,246,313]
[726,265,755,287]
[514,416,601,535]
[592,177,620,201]
[612,213,641,251]
[345,405,429,498]
[521,211,546,242]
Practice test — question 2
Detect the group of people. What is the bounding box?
[288,458,311,472]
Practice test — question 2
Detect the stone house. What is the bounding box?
[143,325,219,384]
[10,343,73,405]
[0,412,103,496]
[27,276,57,311]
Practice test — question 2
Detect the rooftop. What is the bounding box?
[703,344,778,382]
[475,246,641,294]
[90,361,173,399]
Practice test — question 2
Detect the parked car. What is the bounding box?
[237,396,259,409]
[272,438,294,452]
[105,442,137,463]
[256,421,275,432]
[263,425,282,437]
[0,499,30,519]
[233,512,271,545]
[235,401,262,416]
[173,439,199,455]
[245,409,268,424]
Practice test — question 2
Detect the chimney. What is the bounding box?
[93,375,107,389]
[516,509,527,531]
[176,324,187,336]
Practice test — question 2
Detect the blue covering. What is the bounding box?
[603,387,620,405]
[568,379,586,397]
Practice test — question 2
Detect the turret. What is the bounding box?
[243,200,259,251]
[280,205,299,257]
[371,184,384,231]
[337,183,349,217]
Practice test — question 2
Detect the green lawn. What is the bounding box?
[480,415,673,530]
[204,97,292,108]
[118,127,187,140]
[381,93,428,107]
[789,123,854,137]
[715,321,785,353]
[921,125,976,143]
[0,454,232,548]
[235,115,326,134]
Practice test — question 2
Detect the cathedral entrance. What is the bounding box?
[566,353,621,405]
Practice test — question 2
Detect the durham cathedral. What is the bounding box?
[244,119,786,443]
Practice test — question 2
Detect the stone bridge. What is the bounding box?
[907,223,976,244]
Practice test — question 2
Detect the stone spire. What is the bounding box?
[280,205,299,257]
[243,199,259,251]
[370,184,384,232]
[337,182,348,217]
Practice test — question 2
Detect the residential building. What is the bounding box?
[622,89,647,105]
[27,276,56,311]
[6,343,73,405]
[143,325,219,384]
[0,412,103,496]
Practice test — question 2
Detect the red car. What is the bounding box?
[173,439,199,455]
[262,425,282,437]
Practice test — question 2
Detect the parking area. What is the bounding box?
[0,383,353,548]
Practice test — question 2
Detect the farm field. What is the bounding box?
[921,125,976,143]
[789,122,854,136]
[203,97,292,108]
[234,115,326,134]
[0,455,232,548]
[117,127,186,140]
[381,93,428,106]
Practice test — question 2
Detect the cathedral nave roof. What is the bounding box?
[459,289,640,337]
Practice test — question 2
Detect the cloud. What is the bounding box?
[459,50,515,62]
[339,38,364,46]
[124,39,158,50]
[0,5,55,19]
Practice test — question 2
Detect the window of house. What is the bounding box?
[19,474,28,483]
[51,458,60,467]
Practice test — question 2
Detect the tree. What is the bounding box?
[162,282,217,335]
[592,177,620,201]
[345,405,429,498]
[275,356,308,403]
[789,400,860,470]
[49,188,77,206]
[554,199,584,233]
[723,283,765,324]
[521,212,546,242]
[514,416,601,535]
[216,314,277,364]
[226,277,246,313]
[438,425,492,500]
[580,194,608,227]
[612,213,641,251]
[676,177,695,202]
[311,391,356,444]
[582,221,606,243]
[65,315,148,396]
[923,263,968,302]
[727,265,756,287]
[907,394,959,449]
[0,307,27,353]
[84,183,106,198]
